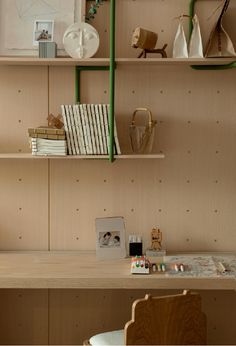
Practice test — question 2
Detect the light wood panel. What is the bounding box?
[0,251,235,290]
[0,161,48,250]
[0,289,48,345]
[0,66,48,153]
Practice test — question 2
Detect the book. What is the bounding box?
[90,104,101,155]
[61,105,72,155]
[73,104,86,155]
[86,104,97,155]
[79,104,90,154]
[82,104,93,155]
[102,104,110,154]
[31,138,67,156]
[98,104,108,154]
[94,104,105,155]
[64,105,76,155]
[30,133,66,140]
[28,127,65,135]
[68,104,80,155]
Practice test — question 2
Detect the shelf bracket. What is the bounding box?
[75,65,110,104]
[189,0,236,70]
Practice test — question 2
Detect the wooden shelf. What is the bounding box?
[0,153,165,159]
[117,58,236,66]
[0,56,235,66]
[0,57,110,66]
[0,251,235,289]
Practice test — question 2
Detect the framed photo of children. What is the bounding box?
[33,20,54,46]
[95,217,126,260]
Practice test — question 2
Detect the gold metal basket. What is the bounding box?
[129,108,157,154]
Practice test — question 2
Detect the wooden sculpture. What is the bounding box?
[132,27,168,58]
[151,228,162,251]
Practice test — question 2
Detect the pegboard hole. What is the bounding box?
[188,90,192,94]
[104,90,107,94]
[76,237,79,241]
[76,208,79,212]
[214,239,218,242]
[132,90,135,94]
[19,207,22,211]
[131,179,134,183]
[18,149,22,153]
[214,180,219,184]
[186,180,190,183]
[131,208,135,212]
[187,150,191,154]
[104,209,107,212]
[76,179,79,183]
[18,119,22,123]
[18,178,22,182]
[104,29,107,33]
[104,179,107,183]
[158,209,162,212]
[160,90,164,94]
[216,150,219,154]
[19,236,22,240]
[186,238,190,242]
[18,90,22,93]
[159,179,162,183]
[186,209,190,213]
[214,210,218,213]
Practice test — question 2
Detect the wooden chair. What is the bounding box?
[84,290,207,345]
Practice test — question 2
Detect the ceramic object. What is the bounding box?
[63,22,99,59]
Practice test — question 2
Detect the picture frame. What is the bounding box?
[95,217,126,260]
[33,20,54,46]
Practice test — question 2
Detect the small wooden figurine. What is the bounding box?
[151,228,162,251]
[132,27,168,58]
[47,113,64,129]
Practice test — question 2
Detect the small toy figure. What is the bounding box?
[151,228,162,251]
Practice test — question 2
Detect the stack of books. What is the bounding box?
[61,104,121,155]
[28,127,67,156]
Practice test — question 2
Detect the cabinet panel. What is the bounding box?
[0,289,48,345]
[49,289,236,345]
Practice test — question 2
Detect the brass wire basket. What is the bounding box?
[129,108,157,154]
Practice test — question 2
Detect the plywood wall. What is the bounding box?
[0,0,236,344]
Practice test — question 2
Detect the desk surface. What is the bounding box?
[0,251,235,290]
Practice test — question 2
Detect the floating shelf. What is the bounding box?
[0,153,165,159]
[0,56,235,66]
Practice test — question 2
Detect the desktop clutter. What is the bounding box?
[130,228,185,275]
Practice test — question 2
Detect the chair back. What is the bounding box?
[125,290,207,345]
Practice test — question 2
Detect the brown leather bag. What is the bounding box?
[205,0,236,57]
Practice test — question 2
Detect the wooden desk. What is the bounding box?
[0,251,235,290]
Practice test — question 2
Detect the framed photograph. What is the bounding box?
[33,20,54,46]
[95,217,126,260]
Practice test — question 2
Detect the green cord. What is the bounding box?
[109,0,116,162]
